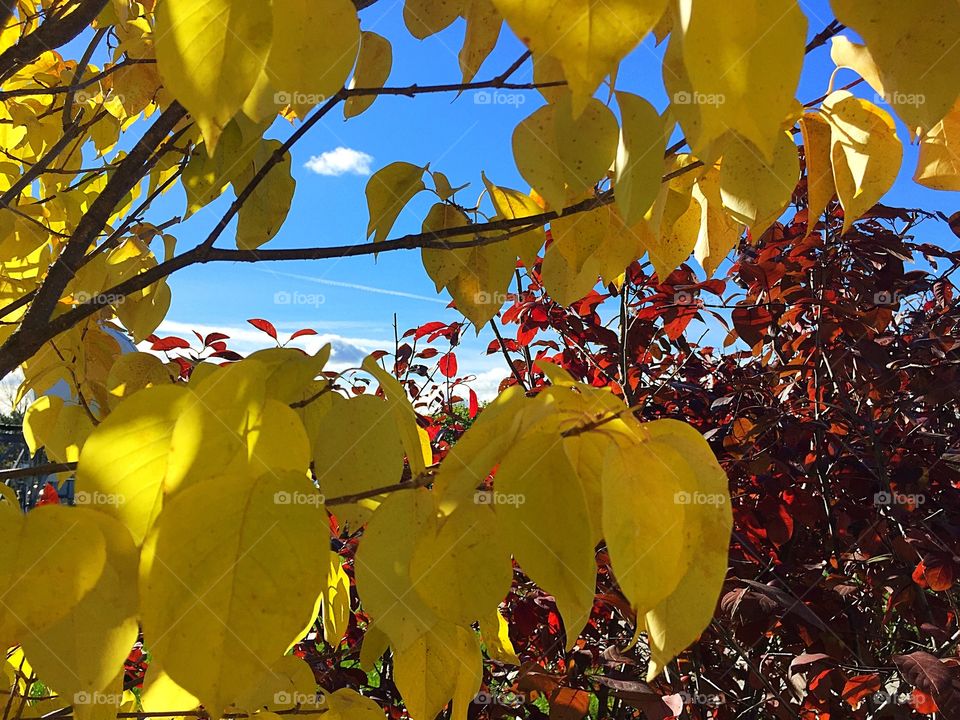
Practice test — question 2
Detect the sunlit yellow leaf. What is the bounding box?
[140,470,327,717]
[366,162,427,243]
[831,0,960,131]
[674,0,805,162]
[232,140,296,250]
[459,0,502,84]
[798,112,837,226]
[914,99,960,191]
[720,131,799,239]
[267,0,359,119]
[404,0,462,39]
[615,92,667,225]
[154,0,271,150]
[345,32,393,119]
[819,91,902,233]
[492,0,668,114]
[512,96,618,211]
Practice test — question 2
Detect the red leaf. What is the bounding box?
[414,321,446,340]
[418,347,439,359]
[247,318,277,339]
[203,332,229,345]
[290,328,318,340]
[468,388,479,418]
[911,689,939,715]
[210,350,244,361]
[841,673,881,709]
[150,335,191,351]
[438,352,458,378]
[37,483,59,506]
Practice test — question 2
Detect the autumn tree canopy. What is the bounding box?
[0,1,958,720]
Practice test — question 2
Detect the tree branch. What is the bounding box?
[0,0,109,82]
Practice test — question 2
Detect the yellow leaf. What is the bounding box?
[831,0,960,131]
[366,162,427,243]
[691,166,743,277]
[21,510,138,700]
[116,277,172,343]
[719,131,799,238]
[311,393,405,500]
[325,688,387,720]
[674,0,806,162]
[232,140,296,250]
[267,0,360,119]
[459,0,502,84]
[829,37,887,110]
[393,621,477,720]
[404,0,462,39]
[410,502,512,627]
[141,659,198,714]
[615,92,668,225]
[247,346,331,404]
[450,628,483,720]
[420,203,472,292]
[236,655,320,712]
[915,99,960,191]
[798,113,837,226]
[362,354,431,476]
[645,155,705,279]
[492,0,668,114]
[359,622,391,670]
[601,437,691,616]
[154,0,271,150]
[481,172,545,268]
[819,91,902,234]
[76,385,191,544]
[0,505,107,648]
[354,489,439,651]
[512,96,618,211]
[640,419,731,680]
[140,470,327,717]
[324,551,352,647]
[478,610,519,665]
[494,431,597,648]
[345,32,393,119]
[23,395,93,463]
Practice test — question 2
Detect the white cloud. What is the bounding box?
[304,147,374,176]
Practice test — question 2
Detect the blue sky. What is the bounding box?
[119,0,959,396]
